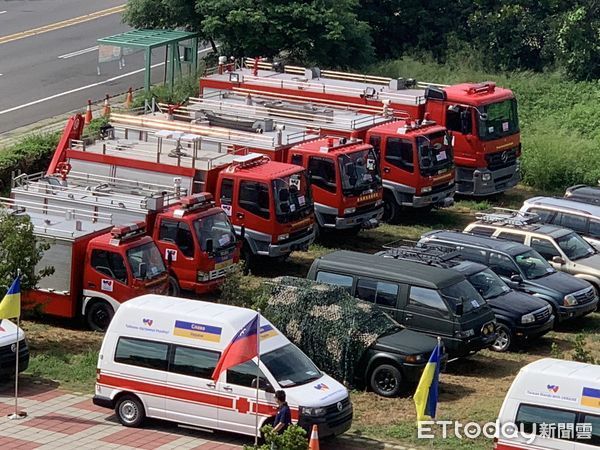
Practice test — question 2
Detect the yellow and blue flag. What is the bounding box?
[414,340,442,422]
[0,277,21,320]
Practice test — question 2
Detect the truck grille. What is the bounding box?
[324,397,352,428]
[431,181,455,195]
[533,306,551,323]
[485,148,518,171]
[574,287,596,305]
[278,227,313,245]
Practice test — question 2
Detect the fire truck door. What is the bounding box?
[156,219,197,285]
[88,249,131,303]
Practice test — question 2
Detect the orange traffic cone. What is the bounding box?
[125,87,133,109]
[84,99,93,125]
[309,424,320,450]
[102,94,111,117]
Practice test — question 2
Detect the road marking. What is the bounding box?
[58,46,99,59]
[0,47,214,116]
[0,11,7,15]
[0,5,126,45]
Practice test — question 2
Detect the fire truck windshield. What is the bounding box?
[193,211,237,252]
[338,148,381,196]
[127,242,167,280]
[273,172,313,224]
[416,131,453,177]
[477,98,519,141]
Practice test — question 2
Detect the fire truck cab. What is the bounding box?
[1,197,168,331]
[287,137,383,231]
[365,118,455,221]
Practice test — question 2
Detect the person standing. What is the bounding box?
[272,390,292,434]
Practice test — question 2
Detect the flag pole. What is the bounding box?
[8,272,25,420]
[254,309,261,447]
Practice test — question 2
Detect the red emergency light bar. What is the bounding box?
[181,193,214,209]
[229,153,270,171]
[467,82,496,95]
[111,221,146,242]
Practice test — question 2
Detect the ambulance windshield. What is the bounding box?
[262,344,322,387]
[127,242,166,280]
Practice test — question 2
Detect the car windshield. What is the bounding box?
[477,98,519,141]
[515,250,555,279]
[261,344,322,388]
[126,242,166,280]
[467,268,511,300]
[338,148,381,195]
[272,172,313,224]
[416,131,453,177]
[556,232,595,261]
[193,211,237,252]
[440,279,486,314]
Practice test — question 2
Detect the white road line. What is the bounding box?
[0,47,213,116]
[58,46,99,59]
[0,11,7,15]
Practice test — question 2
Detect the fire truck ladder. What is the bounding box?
[474,208,540,227]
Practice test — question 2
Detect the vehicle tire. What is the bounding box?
[491,324,513,352]
[86,300,114,332]
[370,364,403,397]
[167,275,180,297]
[241,243,254,273]
[115,395,146,427]
[382,194,400,224]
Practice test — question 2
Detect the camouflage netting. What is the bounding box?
[263,277,398,386]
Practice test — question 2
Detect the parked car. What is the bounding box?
[0,319,29,378]
[464,209,600,295]
[94,295,353,438]
[564,184,600,206]
[307,250,498,358]
[520,196,600,251]
[497,358,600,449]
[376,245,554,352]
[418,231,598,323]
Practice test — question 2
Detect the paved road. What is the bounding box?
[0,0,201,134]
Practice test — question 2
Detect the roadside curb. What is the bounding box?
[338,433,420,449]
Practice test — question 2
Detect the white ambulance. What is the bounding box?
[0,319,29,378]
[496,358,600,449]
[93,295,353,438]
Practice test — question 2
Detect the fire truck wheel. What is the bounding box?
[241,244,254,273]
[168,276,181,296]
[115,394,146,427]
[382,195,400,224]
[86,300,114,332]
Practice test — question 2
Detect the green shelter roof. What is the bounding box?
[98,29,199,50]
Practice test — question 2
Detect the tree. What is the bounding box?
[0,208,53,297]
[557,3,600,80]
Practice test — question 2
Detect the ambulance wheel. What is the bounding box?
[370,364,403,397]
[86,300,114,332]
[168,275,181,297]
[491,324,512,352]
[115,394,145,427]
[382,194,400,224]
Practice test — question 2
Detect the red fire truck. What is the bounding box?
[0,197,168,331]
[199,58,520,197]
[47,114,316,264]
[181,91,452,220]
[10,171,240,296]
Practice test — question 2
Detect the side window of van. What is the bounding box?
[579,414,600,446]
[171,345,220,379]
[356,278,399,308]
[409,287,448,314]
[515,404,576,439]
[468,226,495,237]
[554,212,588,234]
[527,207,554,223]
[315,271,353,293]
[227,360,269,388]
[497,231,525,244]
[115,337,169,371]
[489,253,520,278]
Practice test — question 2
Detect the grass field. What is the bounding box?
[18,189,600,449]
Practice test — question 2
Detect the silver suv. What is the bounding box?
[464,209,600,295]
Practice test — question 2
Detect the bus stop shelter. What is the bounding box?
[98,29,200,92]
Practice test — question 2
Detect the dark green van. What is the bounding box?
[307,250,497,357]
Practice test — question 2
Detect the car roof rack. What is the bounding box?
[475,207,539,226]
[380,243,463,268]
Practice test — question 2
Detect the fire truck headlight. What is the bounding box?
[277,233,289,242]
[482,173,492,182]
[421,186,432,194]
[344,207,356,215]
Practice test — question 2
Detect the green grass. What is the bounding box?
[25,349,98,392]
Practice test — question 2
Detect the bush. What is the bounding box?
[243,424,308,450]
[132,74,201,109]
[0,132,60,193]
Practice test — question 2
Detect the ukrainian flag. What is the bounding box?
[414,340,442,422]
[0,277,21,320]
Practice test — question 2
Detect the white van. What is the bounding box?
[496,358,600,449]
[93,295,352,438]
[0,319,29,378]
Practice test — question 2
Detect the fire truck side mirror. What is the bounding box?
[139,263,147,280]
[206,239,214,255]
